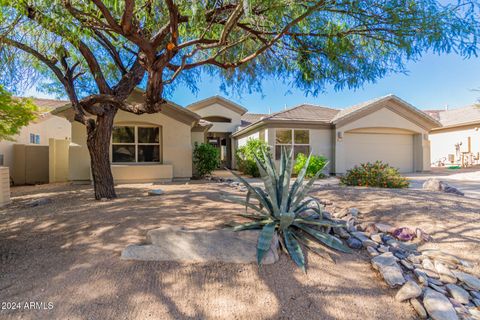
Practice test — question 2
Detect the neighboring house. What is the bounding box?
[0,98,71,173]
[426,105,480,166]
[53,92,439,184]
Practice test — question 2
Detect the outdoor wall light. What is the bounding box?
[337,131,343,141]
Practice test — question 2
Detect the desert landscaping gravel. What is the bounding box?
[0,182,478,320]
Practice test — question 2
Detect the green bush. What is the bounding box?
[294,153,328,178]
[193,143,220,178]
[235,139,270,177]
[340,161,409,188]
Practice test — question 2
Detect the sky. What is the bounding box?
[26,51,480,114]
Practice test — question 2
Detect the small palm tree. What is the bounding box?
[228,147,351,272]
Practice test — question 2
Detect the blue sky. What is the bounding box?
[27,51,480,114]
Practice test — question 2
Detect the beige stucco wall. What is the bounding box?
[430,125,480,165]
[0,115,70,173]
[12,144,49,185]
[191,131,205,147]
[190,103,242,132]
[0,167,10,207]
[49,139,70,183]
[69,110,193,183]
[334,107,430,173]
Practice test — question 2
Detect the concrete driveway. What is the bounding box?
[405,167,480,199]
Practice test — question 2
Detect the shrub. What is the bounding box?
[235,139,270,177]
[340,161,409,188]
[193,143,220,178]
[294,153,328,178]
[227,147,351,272]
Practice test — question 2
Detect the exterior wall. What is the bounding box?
[0,167,10,207]
[334,107,430,174]
[0,115,70,173]
[69,110,193,183]
[430,125,480,165]
[238,131,260,147]
[49,139,70,183]
[191,131,205,147]
[12,144,49,185]
[190,103,242,132]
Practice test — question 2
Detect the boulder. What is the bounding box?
[423,289,459,320]
[446,284,470,305]
[454,272,480,291]
[423,178,442,191]
[395,281,422,301]
[346,237,362,249]
[371,252,405,288]
[410,298,428,319]
[122,227,279,264]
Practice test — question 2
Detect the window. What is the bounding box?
[275,129,310,160]
[29,133,40,144]
[112,126,160,163]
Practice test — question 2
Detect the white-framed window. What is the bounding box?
[275,129,310,160]
[111,125,161,163]
[29,133,40,144]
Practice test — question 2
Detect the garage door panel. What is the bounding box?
[344,133,413,173]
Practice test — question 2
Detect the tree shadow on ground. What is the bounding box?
[2,182,473,319]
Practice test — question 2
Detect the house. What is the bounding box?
[52,92,439,184]
[0,98,71,183]
[426,105,480,166]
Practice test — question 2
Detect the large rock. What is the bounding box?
[454,272,480,291]
[410,298,428,319]
[371,252,405,288]
[395,281,422,301]
[422,178,464,196]
[423,289,458,320]
[445,284,470,305]
[122,227,279,264]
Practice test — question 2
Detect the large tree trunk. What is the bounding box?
[86,105,117,200]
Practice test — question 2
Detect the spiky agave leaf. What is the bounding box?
[292,231,335,263]
[227,169,274,214]
[221,194,266,214]
[232,219,272,231]
[257,222,277,265]
[284,229,306,272]
[294,223,351,253]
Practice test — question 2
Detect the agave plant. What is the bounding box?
[227,147,351,271]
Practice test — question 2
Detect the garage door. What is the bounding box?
[344,133,414,173]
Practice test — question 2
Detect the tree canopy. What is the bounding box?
[1,1,478,111]
[0,0,478,199]
[0,85,37,141]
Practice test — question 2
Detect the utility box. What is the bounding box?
[0,167,11,207]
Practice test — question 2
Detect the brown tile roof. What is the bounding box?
[265,104,339,122]
[29,98,69,111]
[434,105,480,127]
[240,113,268,127]
[332,95,392,123]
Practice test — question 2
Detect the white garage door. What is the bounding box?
[344,133,414,173]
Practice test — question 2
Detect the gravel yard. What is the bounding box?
[0,181,478,320]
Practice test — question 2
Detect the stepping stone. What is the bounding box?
[122,227,279,264]
[423,289,458,320]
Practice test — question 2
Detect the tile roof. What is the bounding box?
[433,105,480,127]
[29,98,69,111]
[332,95,393,123]
[240,113,268,127]
[264,104,339,122]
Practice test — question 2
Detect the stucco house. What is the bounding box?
[52,92,440,184]
[426,105,480,166]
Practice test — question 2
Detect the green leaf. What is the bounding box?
[257,222,277,265]
[294,223,351,253]
[292,231,335,263]
[284,229,306,272]
[293,218,343,228]
[232,220,272,231]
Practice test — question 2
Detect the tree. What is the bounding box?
[0,0,478,199]
[0,85,37,141]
